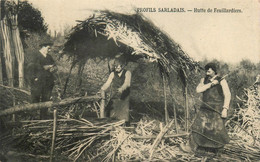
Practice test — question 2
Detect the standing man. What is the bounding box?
[27,42,57,119]
[181,62,231,152]
[100,55,131,126]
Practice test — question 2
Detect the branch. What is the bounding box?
[0,95,101,116]
[0,83,30,95]
[149,119,175,160]
[132,132,189,139]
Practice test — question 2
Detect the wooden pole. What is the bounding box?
[132,133,189,139]
[50,109,57,162]
[0,95,101,116]
[12,95,16,122]
[184,83,189,132]
[168,73,180,134]
[62,60,76,97]
[75,60,85,92]
[172,101,179,134]
[100,90,105,118]
[163,74,169,124]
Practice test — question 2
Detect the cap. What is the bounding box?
[205,62,218,74]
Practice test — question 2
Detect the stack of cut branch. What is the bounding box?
[224,141,260,161]
[228,86,260,147]
[224,86,260,161]
[1,118,125,161]
[98,117,260,162]
[2,107,260,161]
[101,118,192,162]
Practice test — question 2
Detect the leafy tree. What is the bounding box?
[239,59,256,72]
[17,1,48,38]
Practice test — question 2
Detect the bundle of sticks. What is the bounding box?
[0,117,125,161]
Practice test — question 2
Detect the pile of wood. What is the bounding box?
[1,117,125,161]
[225,85,260,161]
[229,85,260,146]
[1,114,260,161]
[96,118,260,162]
[1,85,260,161]
[101,118,189,162]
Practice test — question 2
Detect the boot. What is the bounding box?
[180,136,198,153]
[180,142,193,153]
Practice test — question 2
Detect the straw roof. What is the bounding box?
[63,10,200,76]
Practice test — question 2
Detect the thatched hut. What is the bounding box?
[63,10,200,126]
[64,10,199,73]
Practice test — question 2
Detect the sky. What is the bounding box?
[26,0,260,64]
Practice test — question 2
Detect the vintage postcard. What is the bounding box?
[0,0,259,161]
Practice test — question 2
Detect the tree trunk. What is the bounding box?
[0,0,3,84]
[0,39,3,84]
[0,54,3,84]
[0,0,1,20]
[0,17,14,86]
[11,14,24,88]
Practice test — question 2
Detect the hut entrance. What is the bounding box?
[62,10,200,129]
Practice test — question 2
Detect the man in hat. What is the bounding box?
[181,62,231,153]
[100,55,131,126]
[27,42,57,119]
